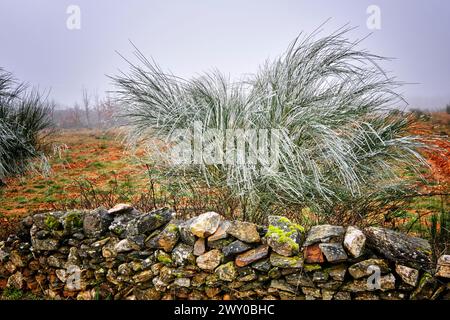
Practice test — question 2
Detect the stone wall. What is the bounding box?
[0,205,449,300]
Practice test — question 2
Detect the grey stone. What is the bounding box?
[348,259,390,279]
[343,226,366,258]
[193,238,206,256]
[30,228,59,252]
[171,243,194,266]
[319,243,348,263]
[178,217,196,245]
[235,245,270,267]
[364,226,432,271]
[222,240,252,257]
[115,239,140,253]
[251,258,272,272]
[127,208,174,237]
[109,209,140,238]
[303,224,345,246]
[83,207,113,238]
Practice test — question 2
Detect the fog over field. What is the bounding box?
[0,0,449,110]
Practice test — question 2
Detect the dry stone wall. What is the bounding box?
[0,205,449,300]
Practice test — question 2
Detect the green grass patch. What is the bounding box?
[88,161,106,169]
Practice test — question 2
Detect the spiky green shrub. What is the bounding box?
[113,28,428,222]
[0,68,53,179]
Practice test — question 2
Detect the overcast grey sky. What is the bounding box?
[0,0,449,109]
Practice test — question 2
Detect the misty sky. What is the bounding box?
[0,0,449,109]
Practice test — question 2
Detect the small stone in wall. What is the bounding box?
[134,287,162,300]
[155,250,173,266]
[270,279,297,294]
[109,209,140,238]
[178,217,196,246]
[146,223,180,253]
[196,249,223,270]
[152,276,168,292]
[207,238,233,250]
[435,255,450,279]
[193,238,206,256]
[343,226,366,258]
[227,221,261,243]
[173,277,191,288]
[215,261,237,282]
[285,272,314,287]
[313,270,329,283]
[354,292,380,300]
[342,273,396,292]
[237,267,257,282]
[189,212,222,238]
[325,264,347,282]
[235,245,270,267]
[127,208,174,237]
[6,271,23,290]
[83,207,113,238]
[348,259,390,279]
[9,250,26,268]
[133,270,154,283]
[208,220,231,241]
[265,215,304,257]
[172,243,194,266]
[301,287,322,299]
[304,244,325,263]
[55,269,67,283]
[269,252,304,268]
[30,225,60,251]
[107,203,134,214]
[318,243,348,263]
[222,240,252,257]
[115,239,140,253]
[395,264,419,286]
[333,291,351,300]
[303,224,345,246]
[251,258,272,272]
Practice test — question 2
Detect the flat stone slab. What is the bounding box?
[303,225,345,246]
[364,226,432,271]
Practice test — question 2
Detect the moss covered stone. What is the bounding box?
[265,215,304,257]
[45,215,62,231]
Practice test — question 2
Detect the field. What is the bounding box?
[0,113,449,242]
